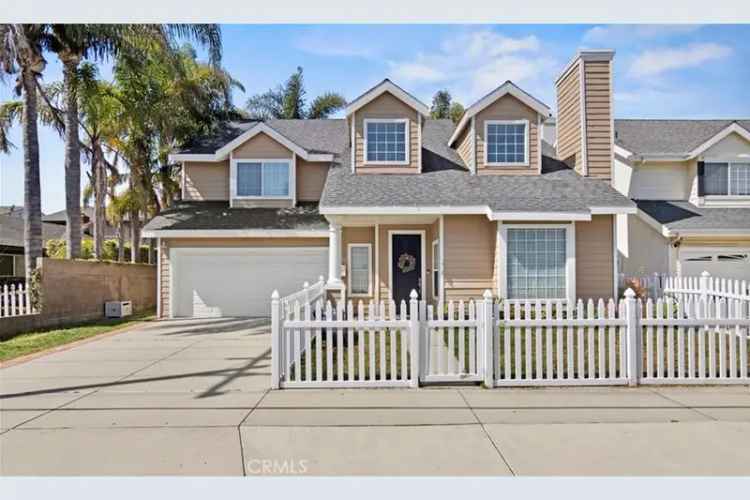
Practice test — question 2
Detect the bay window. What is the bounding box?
[235,161,290,197]
[704,162,750,196]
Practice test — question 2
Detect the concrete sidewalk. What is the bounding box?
[2,318,750,475]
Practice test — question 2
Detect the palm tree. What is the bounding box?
[0,24,46,280]
[246,66,346,120]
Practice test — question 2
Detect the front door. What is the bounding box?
[391,234,422,304]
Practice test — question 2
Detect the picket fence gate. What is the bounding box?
[270,288,750,389]
[0,282,37,318]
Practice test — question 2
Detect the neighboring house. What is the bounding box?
[0,214,66,279]
[143,49,635,319]
[43,206,121,240]
[613,120,750,280]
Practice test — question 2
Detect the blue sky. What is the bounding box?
[1,24,749,213]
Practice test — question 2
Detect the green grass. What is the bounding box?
[0,310,155,362]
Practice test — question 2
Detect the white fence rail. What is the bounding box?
[622,271,750,305]
[279,276,326,317]
[0,282,37,318]
[271,288,750,389]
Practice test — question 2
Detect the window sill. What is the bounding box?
[484,162,530,168]
[233,196,292,199]
[362,161,411,166]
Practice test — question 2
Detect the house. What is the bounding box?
[613,120,750,280]
[142,49,636,319]
[43,206,121,240]
[0,213,66,280]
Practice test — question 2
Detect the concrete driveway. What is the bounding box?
[2,318,750,475]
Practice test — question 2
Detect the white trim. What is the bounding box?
[350,111,356,173]
[374,223,380,302]
[497,223,576,303]
[612,216,618,299]
[590,205,637,215]
[180,162,186,200]
[168,246,176,319]
[345,79,429,117]
[347,243,372,297]
[470,116,477,174]
[579,60,589,176]
[417,111,422,173]
[230,158,294,200]
[613,144,634,159]
[319,205,634,219]
[169,153,217,162]
[439,215,445,304]
[483,119,530,167]
[688,123,750,159]
[387,230,426,301]
[555,49,615,85]
[156,238,161,318]
[141,229,330,239]
[537,114,542,173]
[635,208,673,238]
[448,81,552,147]
[490,211,591,221]
[431,239,439,300]
[362,118,410,166]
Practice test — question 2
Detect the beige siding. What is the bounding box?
[475,95,540,175]
[342,227,376,299]
[576,215,614,300]
[232,199,294,209]
[455,124,474,172]
[296,160,329,202]
[556,61,583,173]
[232,132,293,159]
[183,161,229,201]
[443,215,496,300]
[354,92,420,174]
[681,236,750,248]
[159,239,170,318]
[583,60,613,179]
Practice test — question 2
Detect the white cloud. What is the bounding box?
[628,43,732,78]
[582,25,701,44]
[293,30,377,59]
[387,30,555,100]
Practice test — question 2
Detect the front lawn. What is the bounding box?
[0,311,155,363]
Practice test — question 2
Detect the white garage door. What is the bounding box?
[171,247,328,318]
[679,249,750,281]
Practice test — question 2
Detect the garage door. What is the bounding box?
[679,249,750,281]
[171,247,328,318]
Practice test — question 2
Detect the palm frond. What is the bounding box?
[307,92,347,119]
[0,99,23,152]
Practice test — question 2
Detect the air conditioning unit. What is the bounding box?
[105,301,133,318]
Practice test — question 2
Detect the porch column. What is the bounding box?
[328,222,343,285]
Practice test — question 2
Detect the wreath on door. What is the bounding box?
[397,253,417,274]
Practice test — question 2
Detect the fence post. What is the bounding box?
[302,281,310,307]
[482,290,495,388]
[624,288,641,387]
[652,272,660,298]
[271,289,282,389]
[700,271,710,304]
[409,289,420,388]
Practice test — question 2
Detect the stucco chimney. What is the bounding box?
[555,49,615,179]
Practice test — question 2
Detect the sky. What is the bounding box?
[1,23,749,213]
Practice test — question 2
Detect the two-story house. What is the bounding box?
[142,49,636,318]
[613,119,750,281]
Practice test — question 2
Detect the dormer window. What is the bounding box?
[485,120,529,166]
[235,160,291,198]
[704,162,750,196]
[364,119,409,164]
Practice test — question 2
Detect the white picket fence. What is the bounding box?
[0,282,37,318]
[622,271,750,305]
[270,288,750,389]
[279,276,326,317]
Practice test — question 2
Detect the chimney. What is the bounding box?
[555,49,615,179]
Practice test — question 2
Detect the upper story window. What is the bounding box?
[364,119,409,164]
[485,120,528,166]
[236,161,290,198]
[704,162,750,196]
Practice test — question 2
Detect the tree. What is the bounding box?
[0,24,46,280]
[246,66,346,120]
[430,90,451,119]
[449,101,465,124]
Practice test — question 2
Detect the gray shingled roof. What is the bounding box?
[142,202,328,232]
[321,119,634,213]
[0,215,67,248]
[636,200,750,232]
[614,119,750,156]
[174,119,347,155]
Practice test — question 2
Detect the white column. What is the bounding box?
[328,223,343,285]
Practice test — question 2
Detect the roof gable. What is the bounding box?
[448,81,552,146]
[345,79,429,117]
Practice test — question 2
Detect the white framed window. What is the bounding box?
[348,243,372,296]
[498,224,576,302]
[484,119,529,166]
[363,118,409,165]
[432,239,439,299]
[232,159,291,198]
[704,162,750,196]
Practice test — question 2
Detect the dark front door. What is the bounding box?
[391,234,422,304]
